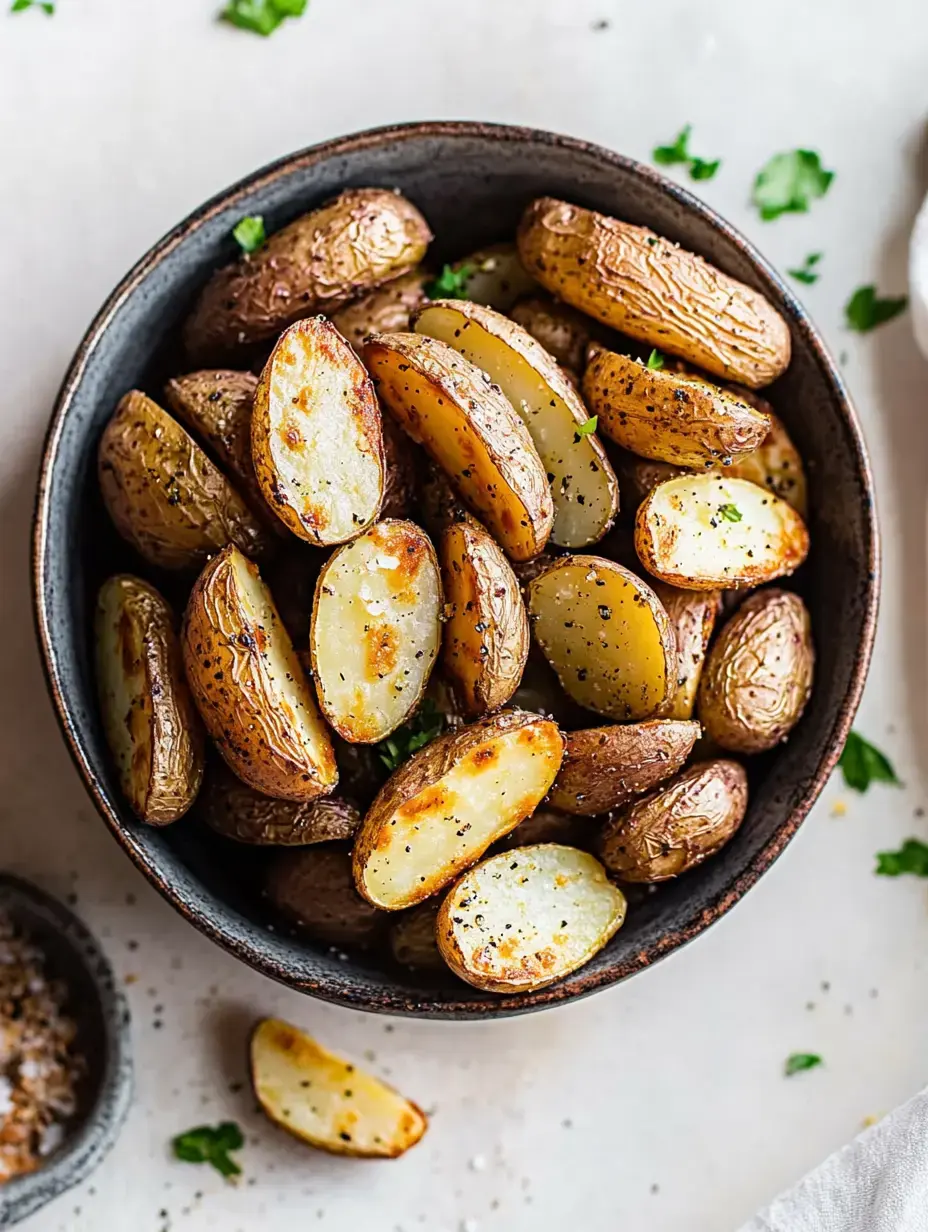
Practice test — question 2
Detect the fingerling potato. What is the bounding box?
[441,242,537,311]
[331,269,429,349]
[200,766,359,845]
[389,901,445,973]
[265,846,384,949]
[652,583,721,720]
[509,294,594,374]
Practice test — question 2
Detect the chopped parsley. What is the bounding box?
[377,699,446,772]
[646,349,665,371]
[11,0,54,10]
[788,253,823,286]
[752,150,834,221]
[875,839,928,879]
[844,286,908,332]
[784,1053,822,1077]
[574,415,598,441]
[232,215,266,254]
[172,1122,244,1179]
[839,730,900,793]
[652,125,721,183]
[220,0,308,37]
[424,263,474,300]
[718,504,742,523]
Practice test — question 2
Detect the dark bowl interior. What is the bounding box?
[33,122,878,1018]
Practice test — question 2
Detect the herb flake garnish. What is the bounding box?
[221,0,308,37]
[785,1053,822,1077]
[172,1122,244,1179]
[752,150,834,221]
[844,286,908,332]
[377,699,446,772]
[875,839,928,879]
[574,415,598,441]
[718,504,742,523]
[788,253,823,286]
[11,0,55,11]
[646,349,665,371]
[839,730,900,793]
[232,215,266,254]
[425,264,474,300]
[652,126,721,182]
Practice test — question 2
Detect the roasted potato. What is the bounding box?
[722,406,808,518]
[599,759,748,881]
[436,844,626,994]
[509,294,594,375]
[251,1018,427,1158]
[527,556,677,721]
[413,299,620,548]
[363,332,553,560]
[583,348,770,467]
[548,720,701,815]
[200,766,359,845]
[443,242,537,312]
[611,450,683,516]
[252,318,385,545]
[96,575,204,824]
[184,188,432,362]
[98,391,274,570]
[389,900,446,972]
[265,846,385,949]
[183,545,337,801]
[379,414,420,519]
[352,710,564,910]
[493,808,595,851]
[439,520,529,716]
[635,474,810,590]
[331,269,429,349]
[652,583,721,720]
[309,520,442,743]
[698,588,814,753]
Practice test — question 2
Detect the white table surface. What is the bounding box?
[2,1,927,1228]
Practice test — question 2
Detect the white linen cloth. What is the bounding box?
[911,190,928,359]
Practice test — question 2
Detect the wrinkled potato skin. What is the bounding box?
[380,414,421,520]
[517,198,791,389]
[389,901,445,972]
[200,766,359,845]
[698,588,814,753]
[265,846,385,949]
[722,392,808,517]
[600,759,748,881]
[653,583,722,720]
[184,189,432,362]
[331,269,430,349]
[611,449,683,516]
[509,294,593,374]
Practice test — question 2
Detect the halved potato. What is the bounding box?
[389,901,446,972]
[251,1018,427,1158]
[723,405,808,517]
[352,710,564,910]
[526,556,677,720]
[309,520,442,743]
[436,844,626,994]
[363,332,553,560]
[183,545,337,801]
[331,269,430,349]
[635,474,810,589]
[442,243,537,312]
[96,575,204,824]
[652,583,721,720]
[413,299,619,548]
[252,318,385,545]
[509,294,594,374]
[439,520,529,716]
[265,846,385,949]
[200,766,359,845]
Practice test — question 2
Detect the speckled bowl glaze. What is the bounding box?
[0,875,132,1226]
[33,122,879,1019]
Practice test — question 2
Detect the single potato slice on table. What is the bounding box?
[652,583,721,720]
[352,710,564,910]
[635,474,810,590]
[200,765,359,845]
[96,575,204,824]
[413,298,619,548]
[183,545,337,802]
[509,294,595,375]
[251,1018,427,1158]
[517,197,791,389]
[440,242,537,312]
[526,556,677,721]
[363,332,553,561]
[309,520,443,743]
[265,845,384,949]
[252,317,385,545]
[436,844,626,994]
[331,269,430,349]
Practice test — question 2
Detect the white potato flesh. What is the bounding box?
[251,1018,427,1158]
[437,844,626,993]
[310,520,442,743]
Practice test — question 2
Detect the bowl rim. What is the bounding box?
[31,119,880,1018]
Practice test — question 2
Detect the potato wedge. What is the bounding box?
[582,348,770,467]
[184,188,432,362]
[183,545,337,801]
[363,332,553,560]
[599,759,748,882]
[414,299,619,548]
[98,391,274,570]
[96,575,204,824]
[548,720,701,815]
[251,1018,427,1158]
[309,520,442,743]
[380,414,420,519]
[509,294,594,374]
[200,766,359,845]
[443,243,537,312]
[652,583,721,720]
[437,844,626,994]
[265,846,384,949]
[331,269,429,349]
[518,198,791,389]
[526,556,677,721]
[635,474,810,590]
[389,901,446,973]
[723,406,808,518]
[698,588,814,753]
[352,710,564,910]
[611,450,683,515]
[252,318,385,545]
[439,520,529,716]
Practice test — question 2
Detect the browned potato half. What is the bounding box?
[363,332,553,560]
[652,583,721,720]
[445,243,537,312]
[583,348,770,467]
[611,450,684,515]
[518,199,790,388]
[527,556,677,721]
[352,710,564,910]
[331,269,429,349]
[493,808,595,852]
[200,766,359,845]
[184,188,432,362]
[414,299,619,548]
[183,545,337,801]
[437,844,626,994]
[635,474,810,590]
[380,414,420,519]
[723,408,808,518]
[98,391,274,570]
[309,520,442,743]
[510,294,594,374]
[599,759,748,882]
[265,846,384,949]
[548,720,701,815]
[698,588,814,753]
[252,318,385,545]
[96,575,204,824]
[389,901,445,973]
[439,520,529,716]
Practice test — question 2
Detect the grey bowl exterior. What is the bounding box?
[32,122,878,1019]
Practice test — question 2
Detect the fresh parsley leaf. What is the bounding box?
[752,150,834,221]
[844,286,908,332]
[689,157,721,182]
[232,215,266,254]
[646,349,665,371]
[11,0,55,11]
[425,264,474,300]
[839,730,900,793]
[788,252,823,286]
[652,127,721,182]
[785,1053,822,1077]
[377,699,446,772]
[718,504,742,523]
[220,0,308,37]
[875,839,928,878]
[573,416,598,440]
[172,1122,244,1179]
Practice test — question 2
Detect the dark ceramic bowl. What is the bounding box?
[33,122,878,1019]
[0,875,132,1226]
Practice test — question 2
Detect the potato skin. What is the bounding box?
[600,759,748,882]
[509,294,593,374]
[331,269,429,349]
[517,197,791,389]
[653,583,721,720]
[265,846,385,950]
[697,588,814,753]
[200,766,359,845]
[723,398,808,518]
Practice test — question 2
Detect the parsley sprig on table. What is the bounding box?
[785,1053,822,1077]
[844,286,908,332]
[221,0,308,37]
[10,0,54,12]
[838,731,900,792]
[753,150,834,221]
[425,264,474,300]
[172,1122,244,1179]
[788,253,823,286]
[377,699,446,773]
[652,126,721,182]
[875,839,928,878]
